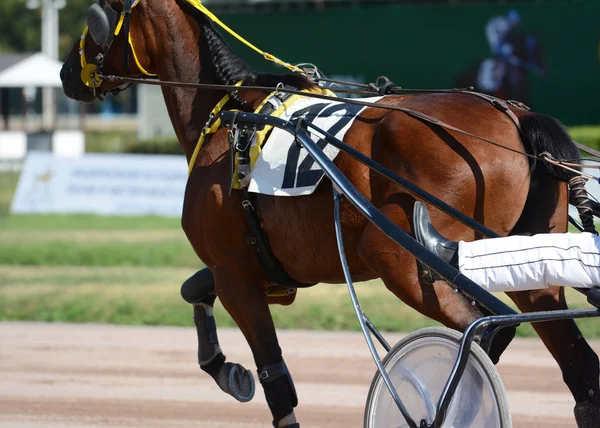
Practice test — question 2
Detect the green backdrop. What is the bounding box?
[218,1,600,125]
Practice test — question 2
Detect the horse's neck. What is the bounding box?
[157,68,224,163]
[149,5,250,162]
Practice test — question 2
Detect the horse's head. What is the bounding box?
[60,0,155,103]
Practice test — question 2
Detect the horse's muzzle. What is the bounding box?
[60,62,96,104]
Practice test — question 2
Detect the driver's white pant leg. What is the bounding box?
[458,232,600,292]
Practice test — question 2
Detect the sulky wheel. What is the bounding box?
[364,327,511,428]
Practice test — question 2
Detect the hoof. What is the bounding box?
[217,362,255,403]
[574,401,600,428]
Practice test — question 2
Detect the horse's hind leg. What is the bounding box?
[509,177,600,427]
[213,267,299,428]
[357,198,485,333]
[181,268,255,403]
[509,288,600,426]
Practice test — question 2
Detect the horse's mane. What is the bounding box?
[182,1,315,91]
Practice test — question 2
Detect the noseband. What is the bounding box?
[79,0,155,93]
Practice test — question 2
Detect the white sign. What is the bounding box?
[0,131,27,159]
[11,152,188,217]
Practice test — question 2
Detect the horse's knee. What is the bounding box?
[181,268,216,304]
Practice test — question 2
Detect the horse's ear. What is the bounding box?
[88,3,111,47]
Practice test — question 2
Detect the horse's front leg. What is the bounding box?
[213,266,299,428]
[181,268,255,402]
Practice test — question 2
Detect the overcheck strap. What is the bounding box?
[185,0,303,73]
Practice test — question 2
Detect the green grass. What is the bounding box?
[0,213,181,230]
[571,125,600,151]
[85,130,138,153]
[0,214,196,267]
[0,171,19,216]
[0,239,200,267]
[1,265,599,337]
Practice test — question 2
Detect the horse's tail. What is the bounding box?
[518,113,597,234]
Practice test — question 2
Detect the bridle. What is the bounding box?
[79,0,156,96]
[78,0,304,98]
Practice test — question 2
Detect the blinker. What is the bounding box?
[87,3,118,48]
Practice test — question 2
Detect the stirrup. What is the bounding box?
[412,202,459,271]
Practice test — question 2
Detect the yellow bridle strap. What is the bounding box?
[79,27,88,69]
[115,0,141,34]
[115,3,156,77]
[185,0,303,74]
[128,32,156,76]
[79,27,102,88]
[187,81,244,176]
[115,13,126,36]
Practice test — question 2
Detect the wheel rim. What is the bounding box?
[366,332,503,428]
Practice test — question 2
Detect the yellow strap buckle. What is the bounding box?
[80,63,102,88]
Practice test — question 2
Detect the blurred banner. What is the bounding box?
[11,153,187,217]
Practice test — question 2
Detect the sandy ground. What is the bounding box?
[0,322,598,428]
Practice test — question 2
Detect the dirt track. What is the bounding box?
[0,322,597,427]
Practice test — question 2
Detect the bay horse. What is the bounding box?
[60,1,599,426]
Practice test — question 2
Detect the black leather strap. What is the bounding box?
[241,189,314,289]
[258,360,298,424]
[122,0,133,71]
[257,361,288,384]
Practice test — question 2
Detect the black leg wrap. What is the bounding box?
[258,360,298,425]
[185,269,255,403]
[181,268,216,304]
[195,303,255,403]
[201,351,225,381]
[574,401,600,428]
[194,302,222,366]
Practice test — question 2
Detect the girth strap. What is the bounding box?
[241,189,313,288]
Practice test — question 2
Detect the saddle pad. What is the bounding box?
[248,96,383,196]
